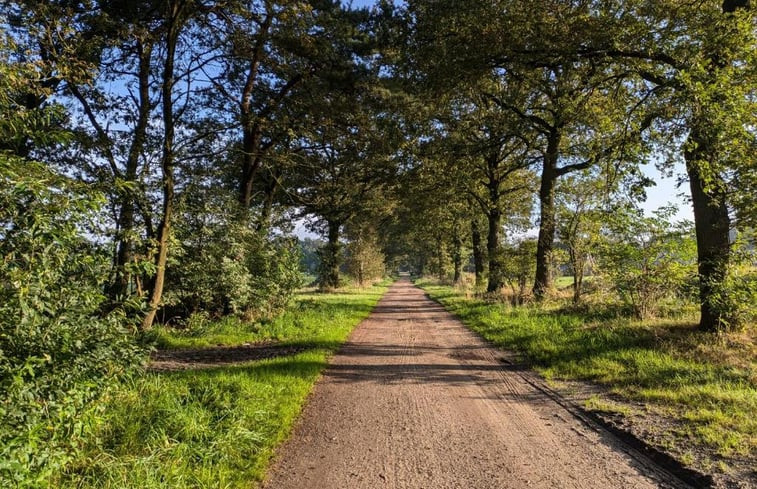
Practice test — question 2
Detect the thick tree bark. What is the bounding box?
[486,207,504,293]
[471,219,485,288]
[452,225,463,284]
[143,4,180,330]
[320,220,342,289]
[533,132,560,299]
[685,127,732,331]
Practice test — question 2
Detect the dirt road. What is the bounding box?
[263,280,689,489]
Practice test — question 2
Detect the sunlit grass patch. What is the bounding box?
[59,282,390,488]
[150,281,391,349]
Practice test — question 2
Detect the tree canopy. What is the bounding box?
[1,0,755,482]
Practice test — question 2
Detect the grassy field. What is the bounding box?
[419,281,756,463]
[59,282,390,488]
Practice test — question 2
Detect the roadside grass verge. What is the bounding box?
[150,282,392,350]
[419,281,756,460]
[58,282,390,488]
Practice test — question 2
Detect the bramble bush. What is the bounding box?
[0,157,144,487]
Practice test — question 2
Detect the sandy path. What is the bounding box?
[263,280,689,489]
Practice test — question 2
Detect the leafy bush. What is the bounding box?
[707,238,757,330]
[598,206,697,319]
[345,235,386,286]
[502,239,537,305]
[166,196,303,321]
[0,157,144,487]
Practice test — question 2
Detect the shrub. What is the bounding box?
[0,157,144,487]
[707,238,757,331]
[598,206,697,319]
[502,239,537,305]
[166,195,303,321]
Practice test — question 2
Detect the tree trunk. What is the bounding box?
[436,235,445,282]
[533,132,560,299]
[320,220,342,289]
[110,39,152,300]
[680,0,748,331]
[452,225,463,284]
[486,207,504,293]
[110,202,135,298]
[685,127,732,331]
[471,219,485,288]
[571,250,584,305]
[143,4,180,330]
[240,127,264,208]
[238,15,272,208]
[574,275,582,304]
[256,168,279,231]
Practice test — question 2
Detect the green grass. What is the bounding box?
[59,282,390,488]
[150,285,390,350]
[554,275,575,288]
[419,281,756,458]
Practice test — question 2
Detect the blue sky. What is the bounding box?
[343,0,376,7]
[639,163,693,221]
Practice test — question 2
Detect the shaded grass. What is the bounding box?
[59,282,390,488]
[420,282,756,458]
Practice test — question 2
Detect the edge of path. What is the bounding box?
[419,287,726,489]
[261,279,708,489]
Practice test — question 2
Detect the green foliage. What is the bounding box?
[298,237,324,278]
[166,197,303,321]
[0,157,144,487]
[60,284,390,488]
[502,239,537,303]
[0,35,70,154]
[707,239,757,331]
[598,206,698,319]
[317,239,344,290]
[556,174,605,303]
[345,233,386,286]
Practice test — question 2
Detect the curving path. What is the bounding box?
[263,279,689,489]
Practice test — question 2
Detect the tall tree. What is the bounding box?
[142,0,186,329]
[419,85,537,293]
[577,0,756,329]
[402,0,652,299]
[286,82,399,288]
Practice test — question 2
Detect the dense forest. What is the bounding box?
[1,0,755,486]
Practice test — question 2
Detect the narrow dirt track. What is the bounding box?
[263,280,689,489]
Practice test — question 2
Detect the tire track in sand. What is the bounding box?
[262,279,690,489]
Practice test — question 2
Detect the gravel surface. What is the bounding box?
[262,279,692,489]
